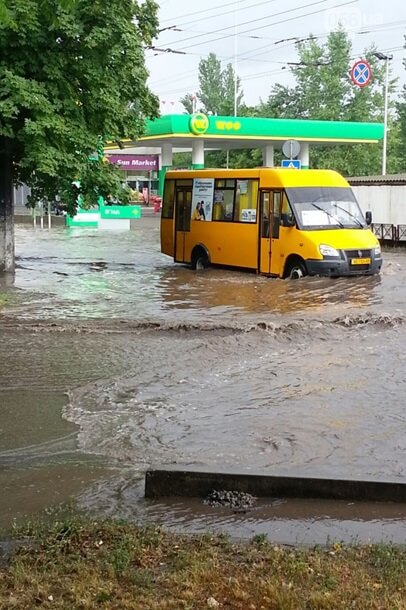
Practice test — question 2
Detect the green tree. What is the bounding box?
[386,119,403,174]
[180,53,243,116]
[180,53,247,169]
[221,63,243,115]
[0,0,159,271]
[179,93,194,114]
[198,53,224,114]
[395,36,406,173]
[262,29,395,176]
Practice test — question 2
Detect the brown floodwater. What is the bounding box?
[0,219,405,543]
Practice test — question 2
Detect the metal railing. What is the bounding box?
[371,223,406,243]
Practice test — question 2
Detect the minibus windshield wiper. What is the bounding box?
[310,203,345,228]
[331,202,364,228]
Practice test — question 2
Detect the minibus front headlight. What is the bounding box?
[374,246,381,257]
[319,244,340,258]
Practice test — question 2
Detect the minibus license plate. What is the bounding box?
[351,257,371,265]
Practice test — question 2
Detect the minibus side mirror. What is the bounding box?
[365,211,372,226]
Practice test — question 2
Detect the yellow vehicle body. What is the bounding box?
[160,168,382,278]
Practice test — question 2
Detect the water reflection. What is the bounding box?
[155,267,383,316]
[2,225,397,323]
[1,224,405,540]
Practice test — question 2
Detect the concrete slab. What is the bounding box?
[145,465,406,503]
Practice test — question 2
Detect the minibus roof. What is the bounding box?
[165,168,350,189]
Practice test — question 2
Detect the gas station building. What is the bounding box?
[105,113,384,196]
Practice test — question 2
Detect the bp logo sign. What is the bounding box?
[189,113,209,135]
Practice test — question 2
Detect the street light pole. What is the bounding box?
[234,0,238,117]
[382,56,390,176]
[374,52,393,176]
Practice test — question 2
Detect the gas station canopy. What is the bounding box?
[104,113,384,194]
[135,113,384,149]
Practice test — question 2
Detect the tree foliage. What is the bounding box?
[0,0,160,212]
[395,34,406,173]
[260,29,398,176]
[178,30,403,176]
[180,53,243,116]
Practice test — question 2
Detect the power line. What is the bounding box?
[152,17,406,68]
[240,45,404,80]
[159,0,263,27]
[150,0,382,63]
[158,0,278,32]
[153,44,405,99]
[147,50,292,88]
[357,20,406,34]
[147,0,358,66]
[163,0,336,51]
[237,46,405,86]
[154,83,201,97]
[148,3,406,99]
[161,19,406,48]
[202,0,352,60]
[239,24,405,63]
[225,18,406,62]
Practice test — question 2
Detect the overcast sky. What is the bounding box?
[145,0,406,114]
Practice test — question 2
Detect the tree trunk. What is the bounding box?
[0,136,14,273]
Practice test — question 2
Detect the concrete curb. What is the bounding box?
[145,466,406,503]
[14,214,65,226]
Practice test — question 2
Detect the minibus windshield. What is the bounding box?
[286,187,366,230]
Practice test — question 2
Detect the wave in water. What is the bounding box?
[1,312,404,336]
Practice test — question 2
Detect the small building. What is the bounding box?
[348,175,406,243]
[106,152,159,198]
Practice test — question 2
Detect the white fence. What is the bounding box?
[351,184,406,226]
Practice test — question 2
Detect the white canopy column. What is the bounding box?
[299,142,309,169]
[192,140,205,169]
[263,144,274,167]
[159,142,173,196]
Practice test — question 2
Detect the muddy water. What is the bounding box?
[1,220,406,543]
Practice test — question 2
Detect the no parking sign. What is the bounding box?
[351,60,372,88]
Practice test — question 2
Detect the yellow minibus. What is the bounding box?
[160,168,382,278]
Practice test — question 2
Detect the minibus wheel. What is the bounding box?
[285,258,307,280]
[191,246,209,270]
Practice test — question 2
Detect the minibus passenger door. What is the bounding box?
[175,189,192,262]
[269,191,283,276]
[259,191,272,274]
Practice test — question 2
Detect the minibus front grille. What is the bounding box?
[344,248,372,273]
[344,249,372,259]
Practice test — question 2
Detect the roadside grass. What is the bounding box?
[0,516,405,609]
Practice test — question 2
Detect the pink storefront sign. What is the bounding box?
[107,154,159,170]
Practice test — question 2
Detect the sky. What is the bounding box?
[145,0,406,114]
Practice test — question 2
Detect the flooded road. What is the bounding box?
[1,219,406,543]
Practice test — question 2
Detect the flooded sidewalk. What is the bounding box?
[1,221,406,543]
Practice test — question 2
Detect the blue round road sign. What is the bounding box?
[351,60,372,88]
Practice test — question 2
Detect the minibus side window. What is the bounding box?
[272,191,281,238]
[162,180,175,219]
[261,192,271,238]
[175,180,193,186]
[281,192,294,227]
[234,179,258,222]
[213,179,235,221]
